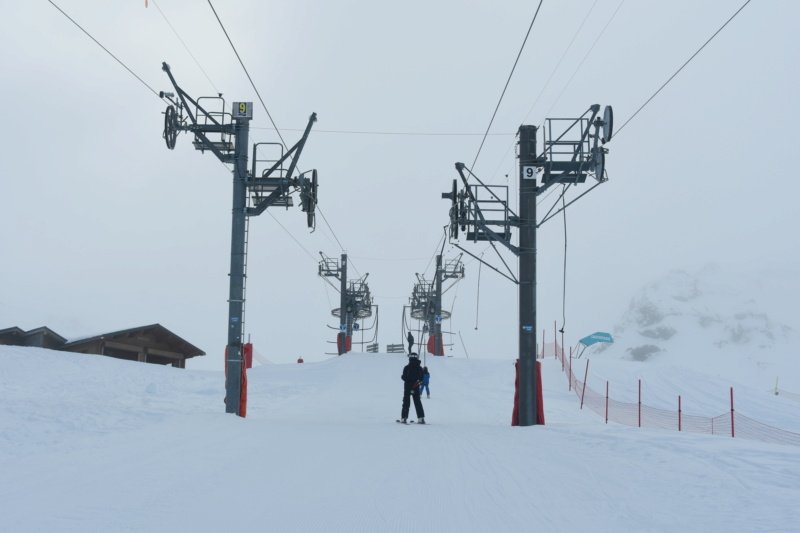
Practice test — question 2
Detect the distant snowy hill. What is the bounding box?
[585,266,800,389]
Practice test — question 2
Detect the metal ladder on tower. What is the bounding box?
[241,214,250,341]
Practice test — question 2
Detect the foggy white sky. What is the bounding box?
[2,0,799,369]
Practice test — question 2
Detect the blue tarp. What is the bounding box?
[579,332,613,347]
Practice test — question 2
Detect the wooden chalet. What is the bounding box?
[0,326,67,350]
[0,324,204,368]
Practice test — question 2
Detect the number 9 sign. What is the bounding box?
[522,166,536,180]
[232,101,253,119]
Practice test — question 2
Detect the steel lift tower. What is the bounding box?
[443,104,612,426]
[409,254,464,355]
[159,63,319,416]
[319,253,373,354]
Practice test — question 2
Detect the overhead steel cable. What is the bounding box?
[350,255,437,262]
[615,0,752,138]
[250,128,515,137]
[537,0,625,127]
[523,0,600,124]
[206,1,357,274]
[481,0,622,191]
[206,0,289,151]
[422,230,447,279]
[470,0,544,172]
[265,211,318,263]
[47,0,163,100]
[486,0,622,187]
[559,187,568,333]
[151,0,220,94]
[315,205,347,253]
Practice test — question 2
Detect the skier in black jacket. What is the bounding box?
[398,353,425,424]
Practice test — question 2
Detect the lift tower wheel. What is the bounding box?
[163,105,178,150]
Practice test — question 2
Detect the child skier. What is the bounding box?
[420,366,430,398]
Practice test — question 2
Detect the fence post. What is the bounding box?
[580,359,590,409]
[678,395,682,431]
[554,321,558,360]
[730,387,735,438]
[638,379,641,428]
[605,381,609,424]
[541,329,545,359]
[569,347,572,392]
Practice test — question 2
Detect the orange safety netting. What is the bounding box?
[543,340,800,447]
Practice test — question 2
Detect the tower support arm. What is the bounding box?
[261,113,317,180]
[538,180,605,227]
[453,244,518,284]
[246,177,294,216]
[192,129,234,163]
[469,222,520,255]
[162,62,226,129]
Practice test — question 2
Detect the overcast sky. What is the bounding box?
[2,0,799,369]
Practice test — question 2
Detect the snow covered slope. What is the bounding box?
[1,346,800,532]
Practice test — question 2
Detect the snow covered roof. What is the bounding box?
[61,323,205,358]
[0,326,67,347]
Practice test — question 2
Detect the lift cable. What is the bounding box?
[315,205,347,253]
[536,0,626,129]
[47,0,164,100]
[423,231,447,278]
[264,211,318,263]
[206,1,358,281]
[206,0,289,151]
[615,0,752,138]
[49,0,336,340]
[470,0,545,173]
[251,127,516,137]
[560,187,568,334]
[321,277,335,307]
[151,0,220,94]
[475,253,483,330]
[483,0,623,188]
[523,0,600,124]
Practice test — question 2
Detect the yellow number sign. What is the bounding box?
[232,102,253,119]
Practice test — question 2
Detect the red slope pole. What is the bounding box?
[678,395,682,431]
[536,360,545,425]
[605,381,609,424]
[730,387,735,438]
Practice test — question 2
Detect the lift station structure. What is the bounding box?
[409,254,464,355]
[319,253,373,354]
[159,62,319,417]
[443,104,612,426]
